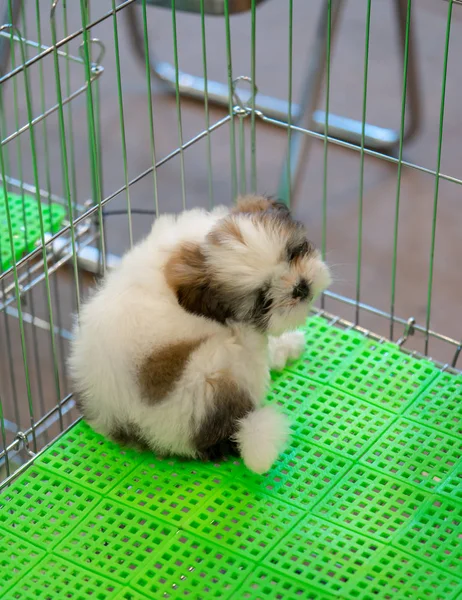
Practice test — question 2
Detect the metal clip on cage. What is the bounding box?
[125,0,421,200]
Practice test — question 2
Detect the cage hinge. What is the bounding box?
[397,317,416,347]
[12,431,36,457]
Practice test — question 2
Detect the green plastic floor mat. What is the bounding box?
[1,316,461,600]
[0,191,66,271]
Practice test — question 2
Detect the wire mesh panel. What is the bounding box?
[0,1,461,597]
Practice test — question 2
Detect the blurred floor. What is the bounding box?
[1,0,461,437]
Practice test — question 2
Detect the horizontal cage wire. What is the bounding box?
[0,1,461,599]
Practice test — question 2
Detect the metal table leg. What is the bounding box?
[124,0,421,200]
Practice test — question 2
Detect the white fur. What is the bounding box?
[268,331,306,371]
[69,203,330,473]
[234,406,290,474]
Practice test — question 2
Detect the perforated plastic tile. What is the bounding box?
[239,436,353,510]
[266,515,383,595]
[55,500,174,584]
[361,418,461,492]
[2,316,461,600]
[0,466,101,549]
[108,458,228,525]
[438,464,462,500]
[267,373,321,416]
[268,377,394,458]
[6,554,122,600]
[346,547,462,600]
[332,342,438,412]
[405,371,462,437]
[36,420,143,493]
[114,591,149,600]
[131,530,253,599]
[0,529,44,598]
[185,481,303,561]
[276,318,367,384]
[394,495,462,573]
[0,191,66,270]
[313,464,430,541]
[233,568,336,600]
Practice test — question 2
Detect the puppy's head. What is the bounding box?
[165,195,331,335]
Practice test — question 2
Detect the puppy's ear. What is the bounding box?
[232,194,290,217]
[165,242,234,324]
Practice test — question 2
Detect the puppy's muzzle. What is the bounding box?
[292,279,309,301]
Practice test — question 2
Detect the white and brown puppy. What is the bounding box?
[69,195,331,473]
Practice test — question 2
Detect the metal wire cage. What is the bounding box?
[0,0,460,487]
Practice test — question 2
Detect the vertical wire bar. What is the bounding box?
[0,394,10,478]
[63,4,79,224]
[141,0,159,215]
[112,0,133,246]
[36,1,67,424]
[95,72,105,233]
[50,7,81,316]
[224,0,238,200]
[0,23,20,431]
[390,0,412,341]
[62,3,84,368]
[238,115,247,194]
[24,0,48,439]
[321,0,332,309]
[7,5,39,437]
[286,0,294,208]
[199,0,213,208]
[355,0,372,326]
[171,0,186,209]
[425,0,452,356]
[80,0,106,274]
[5,4,27,432]
[87,2,107,274]
[250,0,257,192]
[18,28,63,437]
[0,30,35,451]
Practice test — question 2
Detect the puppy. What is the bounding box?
[68,195,331,473]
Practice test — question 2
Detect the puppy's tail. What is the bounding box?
[234,406,290,474]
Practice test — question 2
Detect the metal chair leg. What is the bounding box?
[278,0,421,202]
[278,0,343,203]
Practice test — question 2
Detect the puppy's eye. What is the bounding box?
[287,240,310,262]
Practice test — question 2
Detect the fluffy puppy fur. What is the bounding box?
[69,195,331,473]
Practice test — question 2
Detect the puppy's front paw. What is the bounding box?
[269,344,290,371]
[268,331,306,371]
[284,331,306,360]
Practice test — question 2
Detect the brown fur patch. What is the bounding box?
[232,195,303,247]
[164,242,236,323]
[232,194,288,215]
[208,217,245,246]
[138,338,205,404]
[164,242,208,291]
[194,372,253,460]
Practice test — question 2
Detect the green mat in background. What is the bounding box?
[0,191,66,271]
[0,316,460,600]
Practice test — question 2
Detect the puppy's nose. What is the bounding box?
[292,279,309,300]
